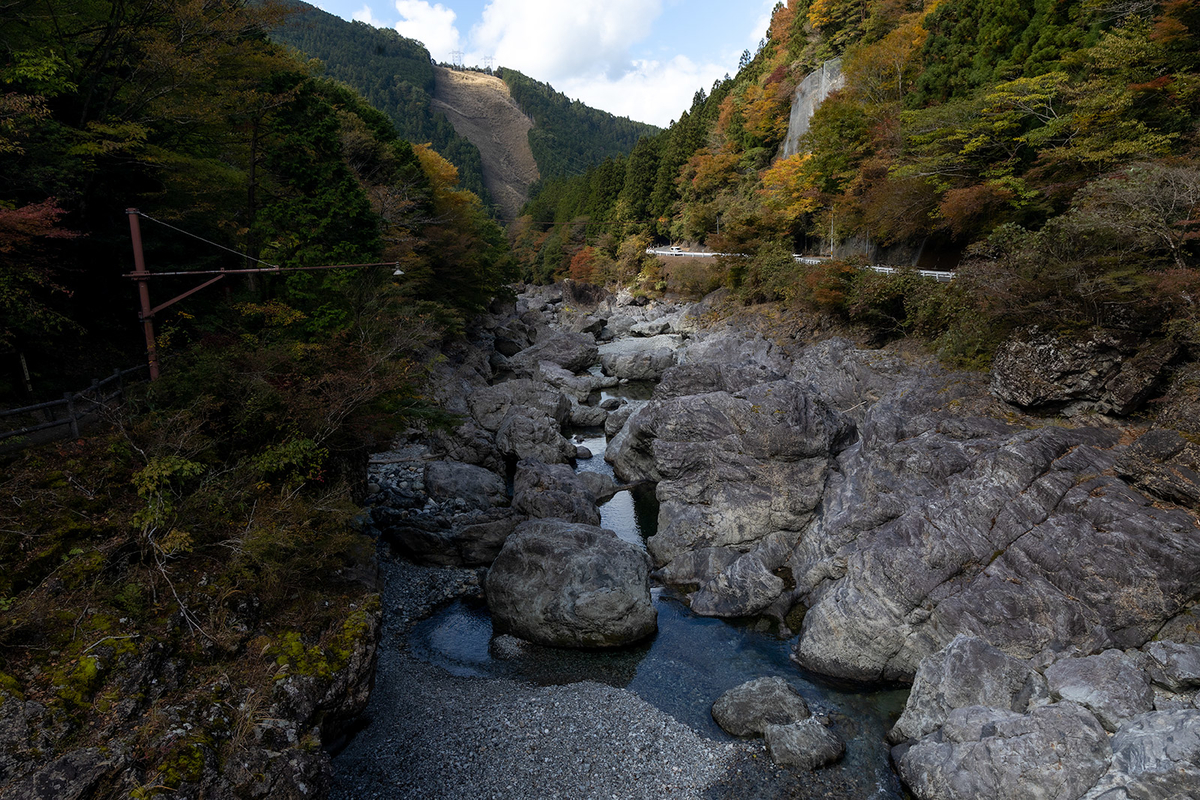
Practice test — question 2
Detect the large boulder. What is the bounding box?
[423,461,507,511]
[989,328,1125,409]
[536,361,619,402]
[711,677,811,737]
[989,328,1176,415]
[606,380,853,617]
[897,703,1111,800]
[1045,650,1155,732]
[1140,641,1200,691]
[512,459,601,526]
[507,331,598,374]
[494,407,578,464]
[889,636,1044,743]
[630,318,671,337]
[467,379,570,433]
[654,362,784,400]
[485,520,657,648]
[689,552,786,618]
[681,329,792,376]
[790,367,1200,681]
[599,334,685,381]
[1080,710,1200,799]
[890,638,1200,800]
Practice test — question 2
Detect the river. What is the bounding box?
[404,382,910,798]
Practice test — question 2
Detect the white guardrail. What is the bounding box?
[647,249,956,283]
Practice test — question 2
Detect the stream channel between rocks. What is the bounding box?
[331,378,911,799]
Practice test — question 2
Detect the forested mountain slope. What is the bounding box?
[270,0,495,208]
[516,0,1200,367]
[497,68,660,181]
[270,2,659,218]
[0,2,514,791]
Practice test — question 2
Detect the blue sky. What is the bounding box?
[306,0,780,127]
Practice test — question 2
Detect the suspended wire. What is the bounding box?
[137,211,280,269]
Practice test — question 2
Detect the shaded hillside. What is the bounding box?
[432,68,541,221]
[497,69,660,181]
[270,0,494,209]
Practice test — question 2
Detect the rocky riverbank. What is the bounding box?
[339,281,1200,799]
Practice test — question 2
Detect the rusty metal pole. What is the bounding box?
[126,208,160,380]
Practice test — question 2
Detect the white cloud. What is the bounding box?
[559,56,729,128]
[394,0,462,61]
[469,0,663,84]
[748,0,776,49]
[352,4,383,25]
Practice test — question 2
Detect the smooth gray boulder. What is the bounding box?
[423,461,507,511]
[654,362,784,400]
[681,329,792,375]
[512,459,601,526]
[569,400,608,427]
[600,348,680,381]
[897,703,1111,800]
[599,334,685,381]
[890,636,1044,743]
[654,547,741,589]
[1045,650,1154,732]
[630,318,671,336]
[485,520,657,648]
[427,418,501,469]
[576,470,619,504]
[891,638,1200,800]
[536,361,618,402]
[604,404,636,438]
[764,719,844,770]
[711,677,810,737]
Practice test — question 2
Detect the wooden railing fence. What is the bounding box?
[0,365,148,445]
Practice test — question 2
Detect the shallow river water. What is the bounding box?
[408,385,911,798]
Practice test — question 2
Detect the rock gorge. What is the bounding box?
[355,281,1200,799]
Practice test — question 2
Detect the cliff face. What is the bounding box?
[778,59,844,160]
[431,68,541,221]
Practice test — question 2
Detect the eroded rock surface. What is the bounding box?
[892,637,1200,800]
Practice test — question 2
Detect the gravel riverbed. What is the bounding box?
[329,556,870,800]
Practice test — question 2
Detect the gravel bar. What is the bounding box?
[329,557,870,800]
